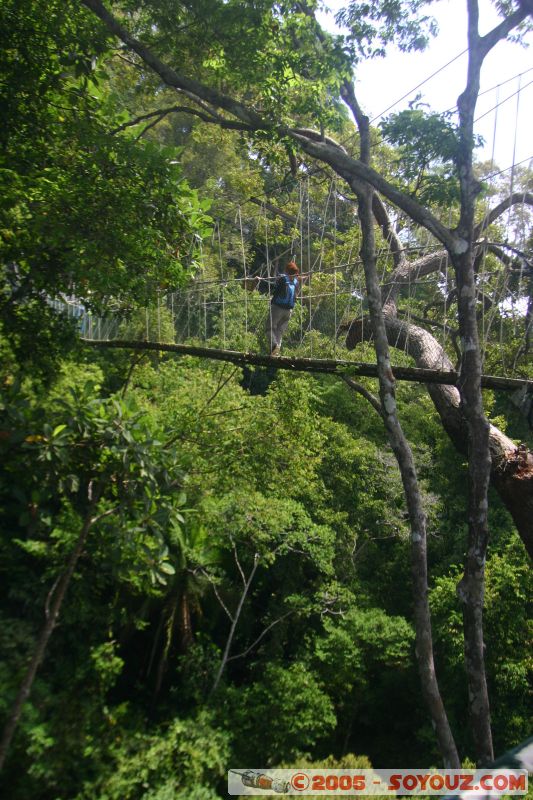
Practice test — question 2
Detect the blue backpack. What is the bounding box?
[272,274,298,309]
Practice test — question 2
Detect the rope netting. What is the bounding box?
[52,71,532,375]
[59,219,530,377]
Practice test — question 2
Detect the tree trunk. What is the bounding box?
[452,247,493,765]
[0,504,95,772]
[451,14,494,759]
[152,589,194,699]
[210,553,259,696]
[359,189,460,767]
[154,601,177,698]
[344,95,459,767]
[178,592,193,653]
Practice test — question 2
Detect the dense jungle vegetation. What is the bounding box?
[1,0,531,797]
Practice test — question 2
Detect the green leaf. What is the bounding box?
[52,424,67,437]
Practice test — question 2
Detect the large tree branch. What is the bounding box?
[345,315,533,559]
[479,5,532,57]
[83,0,530,263]
[289,133,457,249]
[111,105,249,135]
[372,194,406,269]
[475,192,533,238]
[383,250,451,308]
[81,0,458,251]
[81,0,265,127]
[381,189,533,305]
[342,376,382,415]
[80,338,532,391]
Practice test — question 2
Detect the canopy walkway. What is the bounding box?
[53,153,532,394]
[54,228,532,393]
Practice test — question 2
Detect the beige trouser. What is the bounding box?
[266,304,292,351]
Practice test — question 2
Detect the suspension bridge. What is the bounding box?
[53,198,532,393]
[51,66,532,395]
[56,229,533,394]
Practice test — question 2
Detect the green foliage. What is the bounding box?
[1,0,211,379]
[206,490,336,570]
[114,0,350,129]
[225,662,336,764]
[90,640,125,692]
[337,0,439,58]
[0,379,185,582]
[315,607,414,698]
[430,540,533,755]
[0,291,80,382]
[75,711,229,800]
[379,107,464,205]
[0,373,199,796]
[1,341,531,796]
[1,1,532,795]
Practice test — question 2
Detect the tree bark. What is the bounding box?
[0,500,97,772]
[345,314,533,560]
[81,338,531,391]
[450,5,493,761]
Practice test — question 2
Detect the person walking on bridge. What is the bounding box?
[255,260,299,356]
